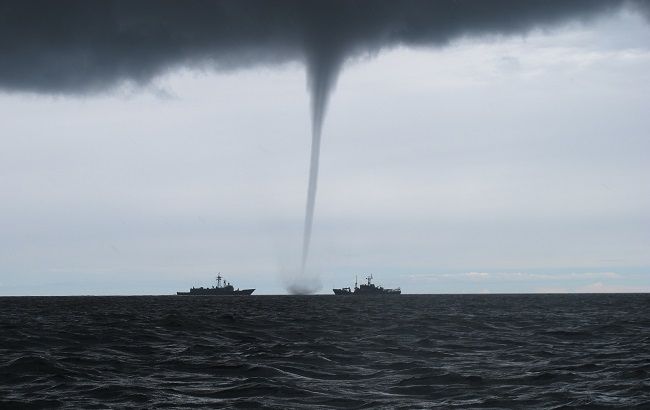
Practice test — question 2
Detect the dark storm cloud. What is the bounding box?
[0,0,644,94]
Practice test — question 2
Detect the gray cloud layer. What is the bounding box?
[0,0,645,94]
[2,0,648,292]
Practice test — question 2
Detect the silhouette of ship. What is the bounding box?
[177,274,255,296]
[333,274,401,295]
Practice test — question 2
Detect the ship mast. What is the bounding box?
[216,273,222,288]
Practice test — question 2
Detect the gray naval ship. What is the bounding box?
[177,274,255,296]
[333,274,401,295]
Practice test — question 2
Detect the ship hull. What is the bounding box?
[354,289,401,295]
[332,288,401,295]
[177,288,255,296]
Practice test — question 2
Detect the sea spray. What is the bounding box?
[278,259,323,295]
[287,275,322,295]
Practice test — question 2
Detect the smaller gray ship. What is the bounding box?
[333,274,401,295]
[177,274,255,296]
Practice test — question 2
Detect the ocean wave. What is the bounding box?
[1,294,649,408]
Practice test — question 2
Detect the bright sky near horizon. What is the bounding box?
[1,7,649,295]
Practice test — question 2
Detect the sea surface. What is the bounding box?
[1,294,649,408]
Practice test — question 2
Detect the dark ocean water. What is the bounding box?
[1,294,649,409]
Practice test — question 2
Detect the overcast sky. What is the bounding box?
[1,3,649,294]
